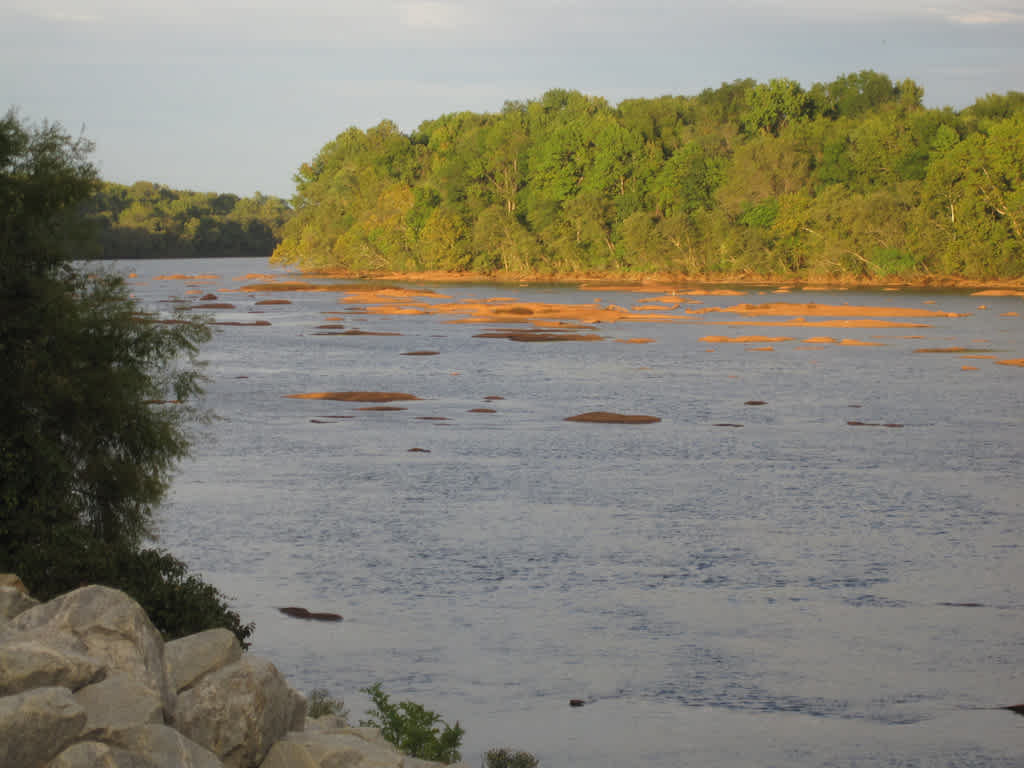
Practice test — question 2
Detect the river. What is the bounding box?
[121,257,1023,767]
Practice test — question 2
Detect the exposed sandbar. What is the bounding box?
[565,411,661,424]
[474,330,603,342]
[153,273,220,281]
[695,302,964,319]
[285,392,421,402]
[700,335,795,343]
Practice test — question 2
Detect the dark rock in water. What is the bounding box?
[1004,704,1024,716]
[713,423,744,428]
[408,448,431,453]
[744,400,767,406]
[569,699,585,708]
[278,606,343,622]
[937,601,985,607]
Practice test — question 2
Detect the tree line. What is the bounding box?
[272,71,1024,282]
[88,180,291,259]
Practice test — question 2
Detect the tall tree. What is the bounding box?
[0,109,250,644]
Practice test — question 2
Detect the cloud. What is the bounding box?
[941,9,1024,25]
[398,1,465,29]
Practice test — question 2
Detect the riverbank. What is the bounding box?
[290,267,1024,292]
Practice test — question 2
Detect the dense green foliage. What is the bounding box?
[0,108,252,647]
[273,72,1024,282]
[484,748,540,768]
[359,682,465,764]
[89,180,291,259]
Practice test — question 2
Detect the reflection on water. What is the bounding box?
[121,258,1024,767]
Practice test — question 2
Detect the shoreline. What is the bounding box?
[288,267,1024,292]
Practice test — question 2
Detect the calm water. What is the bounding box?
[122,258,1023,767]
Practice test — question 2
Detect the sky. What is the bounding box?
[1,1,1021,199]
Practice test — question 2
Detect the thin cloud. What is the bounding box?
[942,10,1024,24]
[399,0,465,29]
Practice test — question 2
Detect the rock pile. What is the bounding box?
[0,576,466,768]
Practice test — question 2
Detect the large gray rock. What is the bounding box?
[5,586,174,718]
[73,673,164,741]
[259,730,403,768]
[102,723,225,768]
[260,728,470,768]
[173,656,301,768]
[0,586,38,622]
[164,629,241,694]
[289,686,307,732]
[0,686,87,768]
[0,640,106,696]
[45,741,146,768]
[305,713,350,734]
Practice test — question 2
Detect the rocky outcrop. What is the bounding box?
[174,656,303,767]
[5,585,175,717]
[0,687,87,767]
[165,629,242,694]
[0,575,465,768]
[0,586,38,621]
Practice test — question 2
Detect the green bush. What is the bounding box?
[483,747,540,768]
[359,682,464,764]
[307,688,349,721]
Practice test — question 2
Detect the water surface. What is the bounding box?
[123,258,1024,767]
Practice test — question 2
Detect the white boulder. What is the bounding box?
[0,686,87,767]
[6,586,174,718]
[174,656,304,768]
[164,628,242,693]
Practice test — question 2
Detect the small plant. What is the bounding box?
[359,681,464,764]
[307,688,349,721]
[483,747,540,768]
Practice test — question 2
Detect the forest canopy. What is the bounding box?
[271,71,1024,282]
[89,181,291,259]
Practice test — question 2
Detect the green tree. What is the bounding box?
[0,109,251,645]
[742,78,814,136]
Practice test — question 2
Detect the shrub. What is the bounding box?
[359,681,464,764]
[483,747,540,768]
[307,688,349,721]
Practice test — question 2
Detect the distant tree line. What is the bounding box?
[272,71,1024,282]
[89,181,292,259]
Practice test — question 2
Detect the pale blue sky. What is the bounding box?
[2,0,1021,198]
